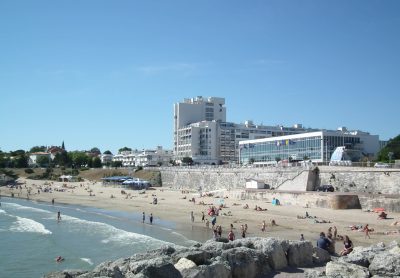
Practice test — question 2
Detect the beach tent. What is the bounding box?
[121,178,150,190]
[245,178,266,189]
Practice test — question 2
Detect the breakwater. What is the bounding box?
[45,237,400,278]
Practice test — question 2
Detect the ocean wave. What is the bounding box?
[10,216,52,235]
[58,214,170,247]
[3,202,52,214]
[81,258,93,265]
[0,208,6,214]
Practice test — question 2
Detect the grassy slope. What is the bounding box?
[6,168,161,186]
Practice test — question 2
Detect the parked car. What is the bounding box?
[374,162,390,168]
[316,185,334,192]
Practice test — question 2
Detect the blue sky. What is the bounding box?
[1,1,399,154]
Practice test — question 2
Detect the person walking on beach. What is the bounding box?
[201,212,205,222]
[149,213,153,224]
[261,220,266,232]
[142,212,145,223]
[191,211,194,223]
[363,224,371,239]
[57,211,61,222]
[52,198,55,205]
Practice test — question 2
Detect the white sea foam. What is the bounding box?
[59,214,169,246]
[3,202,52,214]
[81,258,93,265]
[0,208,6,214]
[10,216,52,235]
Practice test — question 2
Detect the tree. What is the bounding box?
[92,157,102,168]
[30,146,47,153]
[53,152,71,167]
[14,155,28,168]
[377,135,400,162]
[90,147,101,155]
[70,151,89,168]
[103,150,112,155]
[182,157,193,165]
[36,156,50,167]
[112,161,123,168]
[118,147,132,153]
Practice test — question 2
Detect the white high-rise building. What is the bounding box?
[174,96,226,160]
[173,96,382,165]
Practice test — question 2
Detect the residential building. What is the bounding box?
[112,147,173,167]
[174,96,226,160]
[28,152,51,167]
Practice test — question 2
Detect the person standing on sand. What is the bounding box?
[52,198,54,205]
[191,211,194,223]
[149,213,153,224]
[142,212,145,223]
[228,230,235,241]
[333,226,337,239]
[300,234,305,241]
[261,220,266,232]
[202,212,205,222]
[363,224,371,239]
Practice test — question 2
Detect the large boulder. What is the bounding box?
[90,260,124,278]
[44,270,88,278]
[126,255,181,278]
[287,241,314,267]
[368,250,400,277]
[199,240,226,257]
[172,249,212,265]
[221,247,271,278]
[339,242,386,267]
[252,238,288,270]
[313,247,331,265]
[174,258,197,273]
[304,269,327,278]
[180,257,232,278]
[325,261,370,278]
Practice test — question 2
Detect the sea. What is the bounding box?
[0,197,199,278]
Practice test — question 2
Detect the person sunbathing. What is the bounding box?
[378,211,387,219]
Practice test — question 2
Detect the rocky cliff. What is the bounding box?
[44,237,400,278]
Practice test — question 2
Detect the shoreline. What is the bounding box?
[1,177,400,249]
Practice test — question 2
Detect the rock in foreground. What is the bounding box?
[44,237,399,278]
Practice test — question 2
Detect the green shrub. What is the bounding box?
[24,168,34,174]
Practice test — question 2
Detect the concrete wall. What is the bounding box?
[160,166,400,194]
[318,166,400,194]
[160,167,317,192]
[227,190,361,210]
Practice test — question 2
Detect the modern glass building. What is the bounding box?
[239,130,380,165]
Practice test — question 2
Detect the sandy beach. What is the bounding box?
[1,177,399,251]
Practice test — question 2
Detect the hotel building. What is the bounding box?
[173,96,320,164]
[238,129,380,165]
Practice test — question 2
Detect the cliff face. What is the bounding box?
[44,237,400,278]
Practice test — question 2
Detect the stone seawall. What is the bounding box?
[228,190,361,210]
[160,166,400,194]
[318,166,400,194]
[160,167,318,192]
